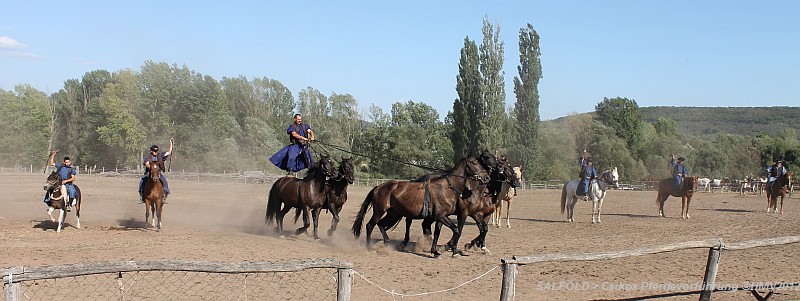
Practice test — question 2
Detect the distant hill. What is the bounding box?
[546,107,800,138]
[639,106,800,137]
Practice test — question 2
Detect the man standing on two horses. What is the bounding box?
[766,159,787,191]
[138,138,173,203]
[671,155,688,191]
[45,150,77,209]
[577,150,597,201]
[269,113,316,175]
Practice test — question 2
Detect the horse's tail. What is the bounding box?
[561,181,568,214]
[265,184,281,225]
[351,187,376,238]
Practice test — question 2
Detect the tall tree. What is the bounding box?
[512,23,542,179]
[450,37,482,160]
[479,16,505,151]
[595,97,644,159]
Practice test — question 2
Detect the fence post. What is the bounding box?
[699,241,723,301]
[6,267,21,301]
[337,268,353,301]
[500,259,517,301]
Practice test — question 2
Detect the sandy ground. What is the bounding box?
[1,173,799,301]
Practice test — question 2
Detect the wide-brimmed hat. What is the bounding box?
[677,157,685,162]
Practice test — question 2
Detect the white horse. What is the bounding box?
[560,167,619,223]
[697,178,711,193]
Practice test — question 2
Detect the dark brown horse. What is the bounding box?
[142,163,164,231]
[265,155,337,239]
[43,171,82,233]
[766,172,792,214]
[396,156,513,255]
[351,155,490,257]
[324,157,355,236]
[656,176,698,219]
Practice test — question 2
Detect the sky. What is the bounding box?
[1,1,798,121]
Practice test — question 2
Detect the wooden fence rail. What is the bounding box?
[4,258,354,301]
[500,235,800,301]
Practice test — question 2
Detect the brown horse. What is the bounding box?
[351,155,490,257]
[265,155,337,239]
[324,157,354,236]
[142,163,164,231]
[766,172,792,214]
[656,176,698,219]
[43,171,82,233]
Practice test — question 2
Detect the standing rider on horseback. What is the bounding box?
[577,150,597,201]
[138,138,173,203]
[45,150,77,209]
[269,113,316,176]
[766,159,787,190]
[671,154,688,191]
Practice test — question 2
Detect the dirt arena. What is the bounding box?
[2,173,799,301]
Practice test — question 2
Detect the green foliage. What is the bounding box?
[479,16,506,151]
[595,97,644,159]
[640,106,800,138]
[451,37,482,160]
[0,85,51,165]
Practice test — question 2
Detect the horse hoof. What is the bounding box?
[327,229,335,236]
[481,247,492,256]
[453,250,469,257]
[506,224,511,228]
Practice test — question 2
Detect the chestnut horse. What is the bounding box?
[142,163,164,231]
[43,171,82,233]
[265,155,337,239]
[351,155,490,258]
[491,165,523,228]
[656,176,698,219]
[766,172,792,214]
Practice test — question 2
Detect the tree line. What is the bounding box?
[2,17,797,181]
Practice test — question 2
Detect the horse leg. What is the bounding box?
[438,214,463,257]
[48,207,55,222]
[327,205,342,237]
[74,196,81,229]
[401,218,413,248]
[421,218,434,239]
[683,197,691,219]
[657,194,666,217]
[311,207,321,240]
[597,196,604,224]
[151,203,157,228]
[144,201,151,229]
[276,204,292,236]
[376,212,401,248]
[493,202,502,228]
[568,198,577,223]
[296,206,310,235]
[505,199,512,228]
[57,208,65,233]
[431,221,444,258]
[156,201,163,231]
[779,195,784,214]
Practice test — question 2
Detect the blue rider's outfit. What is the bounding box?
[269,122,315,172]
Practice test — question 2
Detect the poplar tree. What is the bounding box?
[513,23,542,178]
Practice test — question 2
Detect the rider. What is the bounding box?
[671,155,688,191]
[45,150,77,208]
[766,159,787,190]
[269,113,316,175]
[138,138,173,203]
[577,150,597,201]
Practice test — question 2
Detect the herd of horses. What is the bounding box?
[40,151,794,258]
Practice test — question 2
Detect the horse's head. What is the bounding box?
[44,170,61,191]
[464,156,491,185]
[477,150,500,175]
[149,163,161,182]
[317,155,336,179]
[512,166,524,188]
[338,157,355,184]
[605,167,620,189]
[686,176,699,192]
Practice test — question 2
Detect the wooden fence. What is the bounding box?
[499,235,800,301]
[3,258,354,301]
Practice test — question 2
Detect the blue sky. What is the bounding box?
[2,1,798,120]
